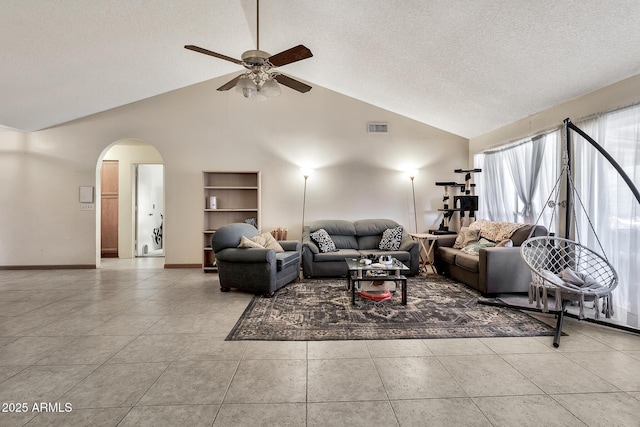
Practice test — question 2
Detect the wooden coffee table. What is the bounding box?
[345,258,408,306]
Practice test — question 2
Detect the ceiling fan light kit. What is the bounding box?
[185,0,312,101]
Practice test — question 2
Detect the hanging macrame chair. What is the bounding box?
[520,123,618,348]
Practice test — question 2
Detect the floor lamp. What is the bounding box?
[300,168,312,280]
[408,170,418,233]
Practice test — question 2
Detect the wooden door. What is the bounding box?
[101,160,119,258]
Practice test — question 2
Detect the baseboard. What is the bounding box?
[0,265,97,270]
[164,263,201,269]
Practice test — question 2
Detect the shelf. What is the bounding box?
[204,186,258,190]
[204,208,258,212]
[202,171,261,272]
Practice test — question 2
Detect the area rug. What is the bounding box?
[226,275,556,341]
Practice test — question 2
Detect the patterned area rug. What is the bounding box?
[226,275,556,341]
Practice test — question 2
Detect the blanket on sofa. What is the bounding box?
[470,219,526,242]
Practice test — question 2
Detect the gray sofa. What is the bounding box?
[434,222,547,295]
[302,219,419,278]
[211,223,301,296]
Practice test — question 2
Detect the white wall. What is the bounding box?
[470,74,640,156]
[0,75,468,267]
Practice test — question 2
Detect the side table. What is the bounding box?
[409,233,440,274]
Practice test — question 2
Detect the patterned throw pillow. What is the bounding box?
[310,228,337,253]
[379,226,403,250]
[453,227,480,249]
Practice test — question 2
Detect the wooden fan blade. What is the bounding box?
[217,75,242,91]
[274,74,312,93]
[185,45,243,65]
[268,45,313,67]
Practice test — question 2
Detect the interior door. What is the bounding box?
[101,160,119,258]
[136,164,164,256]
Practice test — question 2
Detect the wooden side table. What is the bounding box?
[409,233,440,274]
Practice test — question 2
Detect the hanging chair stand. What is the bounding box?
[517,118,638,347]
[481,117,640,347]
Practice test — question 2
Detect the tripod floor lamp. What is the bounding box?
[408,170,418,233]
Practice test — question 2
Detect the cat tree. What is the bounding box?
[430,168,481,234]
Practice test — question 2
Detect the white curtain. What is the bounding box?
[475,131,560,233]
[573,106,640,322]
[506,136,546,223]
[476,149,518,223]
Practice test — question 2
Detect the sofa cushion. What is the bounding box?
[211,223,259,253]
[310,220,356,236]
[354,219,401,236]
[310,228,337,253]
[436,247,458,265]
[357,235,382,250]
[454,252,480,273]
[314,249,361,262]
[379,226,403,250]
[510,224,547,246]
[331,235,359,250]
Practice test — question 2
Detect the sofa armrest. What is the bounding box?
[279,240,302,252]
[215,248,276,264]
[399,234,418,252]
[302,228,319,254]
[479,246,532,294]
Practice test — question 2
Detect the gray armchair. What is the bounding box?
[211,223,301,297]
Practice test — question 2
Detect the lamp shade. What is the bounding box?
[300,167,313,178]
[236,76,258,98]
[261,78,281,97]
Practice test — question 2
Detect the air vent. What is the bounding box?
[367,122,388,133]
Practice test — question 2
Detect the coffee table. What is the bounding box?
[345,258,408,306]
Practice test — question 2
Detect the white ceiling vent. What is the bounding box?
[367,122,388,134]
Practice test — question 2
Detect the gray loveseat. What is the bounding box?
[211,223,301,296]
[434,221,547,295]
[302,219,419,278]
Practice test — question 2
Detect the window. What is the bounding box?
[476,105,640,329]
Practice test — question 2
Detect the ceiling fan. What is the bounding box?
[185,0,313,100]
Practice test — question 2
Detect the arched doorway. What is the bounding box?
[96,139,164,267]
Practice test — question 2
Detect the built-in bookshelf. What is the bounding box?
[203,171,261,272]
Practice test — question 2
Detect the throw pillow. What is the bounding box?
[237,235,264,249]
[379,226,403,250]
[258,232,285,252]
[310,228,337,253]
[540,269,565,287]
[453,227,480,249]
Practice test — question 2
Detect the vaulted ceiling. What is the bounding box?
[2,0,640,138]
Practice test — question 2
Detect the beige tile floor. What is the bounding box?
[0,258,639,426]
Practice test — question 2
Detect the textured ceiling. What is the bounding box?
[2,0,640,138]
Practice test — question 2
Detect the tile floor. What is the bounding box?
[0,258,639,426]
